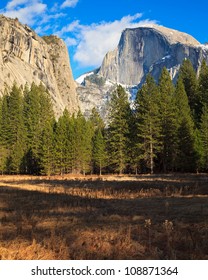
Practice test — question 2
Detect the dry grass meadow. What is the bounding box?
[0,173,208,260]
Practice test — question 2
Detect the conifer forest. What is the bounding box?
[1,60,208,176]
[0,60,208,261]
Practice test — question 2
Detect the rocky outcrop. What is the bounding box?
[0,15,79,117]
[98,25,208,86]
[76,78,116,119]
[77,25,208,118]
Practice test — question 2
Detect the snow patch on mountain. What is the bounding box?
[76,72,94,84]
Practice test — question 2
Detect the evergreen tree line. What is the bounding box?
[1,59,208,175]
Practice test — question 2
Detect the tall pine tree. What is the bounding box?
[3,83,26,173]
[92,128,107,175]
[200,105,208,170]
[23,83,54,174]
[174,77,198,171]
[157,68,178,172]
[178,59,199,124]
[135,74,161,174]
[198,60,208,120]
[107,85,131,174]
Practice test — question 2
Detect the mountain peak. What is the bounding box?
[98,25,205,86]
[77,24,208,118]
[124,24,201,46]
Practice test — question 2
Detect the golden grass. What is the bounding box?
[0,174,208,260]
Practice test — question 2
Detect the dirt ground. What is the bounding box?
[0,173,207,260]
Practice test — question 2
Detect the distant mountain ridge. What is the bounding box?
[0,14,208,119]
[77,24,208,117]
[98,24,204,85]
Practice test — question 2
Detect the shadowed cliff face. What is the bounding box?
[98,25,207,86]
[0,15,79,117]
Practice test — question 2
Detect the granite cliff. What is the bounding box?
[0,15,79,117]
[1,15,208,119]
[77,25,208,117]
[98,24,207,85]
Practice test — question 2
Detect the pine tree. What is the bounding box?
[23,83,41,173]
[90,107,104,130]
[174,77,199,171]
[135,74,161,174]
[4,83,26,173]
[157,68,178,172]
[200,105,208,170]
[40,119,55,175]
[194,128,204,172]
[66,111,94,175]
[92,128,107,175]
[67,114,77,173]
[0,97,8,174]
[90,108,107,174]
[126,108,139,174]
[198,60,208,119]
[76,112,93,175]
[178,59,199,124]
[1,94,9,146]
[54,109,72,174]
[107,85,131,174]
[23,83,54,174]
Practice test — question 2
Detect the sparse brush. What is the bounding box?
[163,219,174,259]
[0,174,207,259]
[144,219,152,250]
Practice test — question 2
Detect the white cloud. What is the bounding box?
[61,0,79,9]
[0,1,157,74]
[3,4,47,25]
[0,0,68,31]
[65,37,77,46]
[1,0,47,25]
[40,12,66,25]
[57,20,80,35]
[59,14,157,68]
[6,0,29,10]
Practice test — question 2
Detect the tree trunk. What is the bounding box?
[150,140,153,174]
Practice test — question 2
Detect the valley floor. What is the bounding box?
[0,174,208,259]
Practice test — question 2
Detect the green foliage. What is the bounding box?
[198,60,208,109]
[89,107,104,130]
[178,59,200,124]
[135,74,161,174]
[92,128,107,175]
[1,59,208,175]
[40,119,55,176]
[54,109,72,174]
[157,68,178,172]
[74,111,93,175]
[200,105,208,170]
[90,108,107,174]
[1,83,26,173]
[53,109,94,175]
[174,77,198,171]
[23,83,54,174]
[107,85,131,174]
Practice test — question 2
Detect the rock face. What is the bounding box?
[77,25,208,118]
[0,15,79,117]
[76,78,116,119]
[98,25,208,86]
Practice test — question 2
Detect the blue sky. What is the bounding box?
[0,0,208,79]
